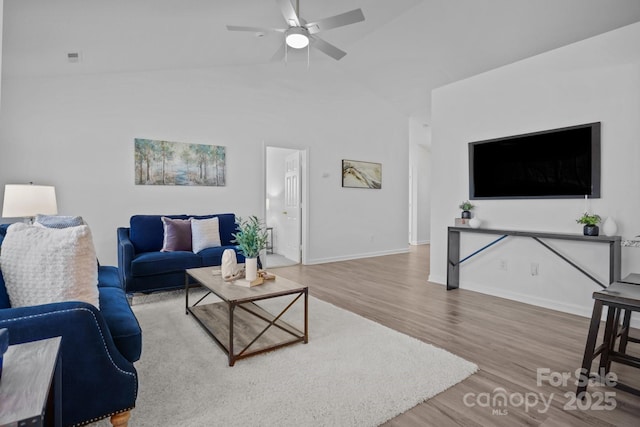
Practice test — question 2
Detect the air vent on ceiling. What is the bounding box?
[67,52,81,63]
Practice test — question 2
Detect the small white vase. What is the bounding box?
[602,217,618,237]
[469,217,481,229]
[245,257,258,281]
[221,249,239,278]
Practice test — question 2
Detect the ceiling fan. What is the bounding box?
[226,0,365,61]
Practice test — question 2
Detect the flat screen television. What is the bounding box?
[469,122,601,199]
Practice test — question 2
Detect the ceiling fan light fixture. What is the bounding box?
[285,27,309,49]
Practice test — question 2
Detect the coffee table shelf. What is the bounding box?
[190,301,304,354]
[185,267,308,366]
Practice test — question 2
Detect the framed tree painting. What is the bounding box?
[134,139,226,186]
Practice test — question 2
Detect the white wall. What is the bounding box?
[409,116,431,245]
[430,22,640,319]
[0,62,410,265]
[0,0,4,109]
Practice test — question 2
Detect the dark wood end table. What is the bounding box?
[0,336,62,427]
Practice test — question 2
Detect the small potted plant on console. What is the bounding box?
[459,201,475,219]
[576,212,601,236]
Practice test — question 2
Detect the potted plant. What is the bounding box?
[232,215,268,281]
[576,212,601,236]
[459,201,475,219]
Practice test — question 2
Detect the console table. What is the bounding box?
[447,227,621,291]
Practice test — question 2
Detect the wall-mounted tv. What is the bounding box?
[469,122,601,199]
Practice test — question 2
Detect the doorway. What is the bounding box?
[264,146,307,267]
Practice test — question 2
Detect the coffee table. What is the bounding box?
[185,267,308,366]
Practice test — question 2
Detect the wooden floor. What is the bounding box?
[273,245,640,427]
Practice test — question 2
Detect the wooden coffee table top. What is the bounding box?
[186,266,307,303]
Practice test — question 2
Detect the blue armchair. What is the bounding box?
[0,225,141,427]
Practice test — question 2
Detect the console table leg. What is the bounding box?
[447,230,460,290]
[610,241,621,284]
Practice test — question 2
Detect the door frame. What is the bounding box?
[263,143,309,265]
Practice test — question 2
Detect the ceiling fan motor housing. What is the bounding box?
[285,26,310,49]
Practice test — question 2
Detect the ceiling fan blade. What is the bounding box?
[226,25,285,33]
[305,9,365,35]
[270,43,286,62]
[276,0,300,26]
[310,36,347,61]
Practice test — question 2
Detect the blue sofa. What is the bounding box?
[117,213,246,293]
[0,224,141,427]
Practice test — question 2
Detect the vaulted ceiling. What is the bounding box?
[4,0,640,122]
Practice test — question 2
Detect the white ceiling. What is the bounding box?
[3,0,640,122]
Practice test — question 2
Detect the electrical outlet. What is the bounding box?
[531,262,539,276]
[499,259,508,271]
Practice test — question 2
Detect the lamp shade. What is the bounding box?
[2,184,58,218]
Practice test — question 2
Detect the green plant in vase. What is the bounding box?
[576,212,601,236]
[459,201,475,219]
[232,215,268,280]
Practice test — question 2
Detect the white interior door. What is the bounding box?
[282,151,301,263]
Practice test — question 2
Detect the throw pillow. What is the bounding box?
[35,214,84,229]
[191,217,221,253]
[161,216,192,252]
[0,223,99,308]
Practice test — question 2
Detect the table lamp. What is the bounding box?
[2,183,58,222]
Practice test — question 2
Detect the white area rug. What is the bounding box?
[96,291,477,426]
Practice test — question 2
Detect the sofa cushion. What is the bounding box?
[131,251,202,277]
[98,286,142,362]
[198,246,227,266]
[130,215,188,253]
[199,245,246,266]
[98,266,122,289]
[191,217,221,253]
[161,217,192,252]
[192,213,237,246]
[34,214,84,229]
[0,223,99,308]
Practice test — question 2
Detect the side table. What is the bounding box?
[0,336,62,427]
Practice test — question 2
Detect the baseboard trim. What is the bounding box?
[428,274,591,315]
[410,240,430,246]
[434,279,640,329]
[463,281,593,317]
[428,274,445,285]
[305,247,410,265]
